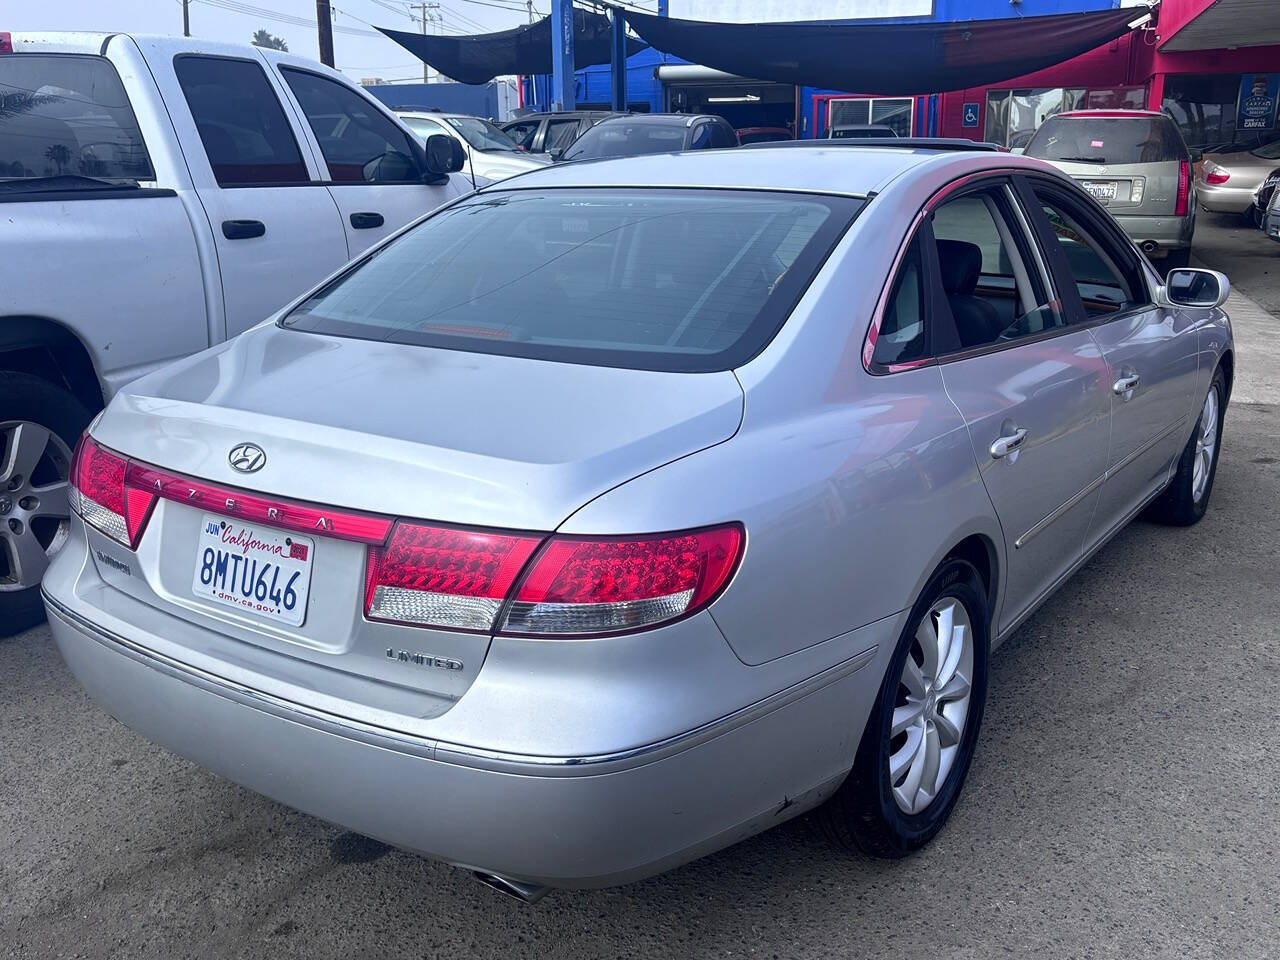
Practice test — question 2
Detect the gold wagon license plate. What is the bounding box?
[1083,181,1118,201]
[191,514,314,626]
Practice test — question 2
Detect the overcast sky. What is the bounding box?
[7,0,540,82]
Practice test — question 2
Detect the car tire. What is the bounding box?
[1145,367,1226,527]
[819,557,989,858]
[1162,248,1192,270]
[0,372,92,638]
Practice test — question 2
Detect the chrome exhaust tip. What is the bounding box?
[1141,240,1158,254]
[472,871,552,904]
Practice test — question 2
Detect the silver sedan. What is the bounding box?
[42,144,1234,900]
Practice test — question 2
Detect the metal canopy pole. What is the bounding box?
[610,9,627,112]
[551,0,576,111]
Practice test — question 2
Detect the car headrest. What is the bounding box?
[936,239,984,296]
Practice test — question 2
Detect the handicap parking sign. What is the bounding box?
[962,102,980,128]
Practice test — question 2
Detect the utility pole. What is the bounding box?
[315,0,335,67]
[527,0,535,24]
[411,3,441,83]
[182,0,190,36]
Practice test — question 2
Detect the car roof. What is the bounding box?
[477,145,1022,199]
[594,113,720,127]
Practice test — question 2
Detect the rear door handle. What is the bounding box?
[221,219,265,240]
[990,427,1028,460]
[1113,373,1141,397]
[349,211,385,230]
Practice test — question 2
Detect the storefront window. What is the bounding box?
[1163,73,1274,151]
[986,88,1086,148]
[827,97,913,137]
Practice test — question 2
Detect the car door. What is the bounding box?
[927,179,1112,634]
[1020,176,1200,547]
[163,51,350,340]
[276,65,463,256]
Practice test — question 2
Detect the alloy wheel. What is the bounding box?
[889,597,975,815]
[1191,385,1219,504]
[0,421,73,592]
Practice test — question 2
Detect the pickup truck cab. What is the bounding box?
[0,31,470,633]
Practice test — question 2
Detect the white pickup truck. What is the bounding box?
[0,31,471,633]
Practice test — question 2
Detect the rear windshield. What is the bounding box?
[0,54,153,182]
[563,122,688,160]
[1026,116,1187,165]
[284,188,859,372]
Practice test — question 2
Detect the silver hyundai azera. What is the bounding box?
[42,144,1233,901]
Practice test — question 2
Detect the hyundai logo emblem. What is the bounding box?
[228,442,266,474]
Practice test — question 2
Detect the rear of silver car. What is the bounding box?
[1025,112,1196,264]
[41,184,886,893]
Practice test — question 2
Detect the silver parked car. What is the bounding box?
[42,145,1233,900]
[1025,110,1199,268]
[1198,138,1280,221]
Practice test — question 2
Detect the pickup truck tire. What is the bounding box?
[0,372,91,637]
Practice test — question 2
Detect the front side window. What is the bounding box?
[280,68,419,183]
[285,189,860,372]
[0,54,154,184]
[545,119,580,152]
[502,120,540,151]
[174,56,307,186]
[1034,192,1144,318]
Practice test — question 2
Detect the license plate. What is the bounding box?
[1083,181,1118,201]
[191,514,314,626]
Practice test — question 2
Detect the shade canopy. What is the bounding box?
[623,6,1149,95]
[378,10,647,85]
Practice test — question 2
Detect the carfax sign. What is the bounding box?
[1238,74,1279,132]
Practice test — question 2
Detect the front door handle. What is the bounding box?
[349,211,385,230]
[990,427,1029,460]
[221,219,265,240]
[1113,373,1141,397]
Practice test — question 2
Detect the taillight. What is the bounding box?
[69,435,153,547]
[1176,160,1191,217]
[0,33,12,55]
[365,522,542,631]
[1204,163,1230,186]
[501,525,743,636]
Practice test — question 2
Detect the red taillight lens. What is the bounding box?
[1205,169,1230,186]
[0,33,12,55]
[365,522,542,630]
[1176,160,1191,217]
[69,435,146,546]
[501,525,743,636]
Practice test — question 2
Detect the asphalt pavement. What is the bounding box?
[2,235,1278,960]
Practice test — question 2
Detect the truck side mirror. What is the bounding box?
[423,134,465,183]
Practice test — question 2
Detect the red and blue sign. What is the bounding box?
[1238,74,1279,132]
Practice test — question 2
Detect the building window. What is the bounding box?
[827,97,913,137]
[1163,73,1266,150]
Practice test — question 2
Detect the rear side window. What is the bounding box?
[0,54,153,182]
[285,188,860,372]
[280,68,420,183]
[174,56,307,186]
[1026,116,1188,165]
[545,118,580,152]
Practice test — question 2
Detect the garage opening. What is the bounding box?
[657,65,797,142]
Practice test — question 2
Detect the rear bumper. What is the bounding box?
[43,554,887,889]
[1196,182,1255,214]
[1266,208,1280,241]
[1111,213,1195,252]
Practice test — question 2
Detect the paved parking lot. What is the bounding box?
[3,237,1279,959]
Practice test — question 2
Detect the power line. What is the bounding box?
[193,0,380,37]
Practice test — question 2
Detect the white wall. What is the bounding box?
[669,1,933,23]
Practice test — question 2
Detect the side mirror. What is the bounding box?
[548,146,566,162]
[423,134,465,183]
[1164,268,1230,309]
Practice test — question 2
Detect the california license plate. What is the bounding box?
[191,514,314,626]
[1083,180,1118,201]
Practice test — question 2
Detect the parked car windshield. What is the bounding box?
[285,188,860,372]
[562,121,688,160]
[445,117,519,152]
[1026,116,1186,164]
[0,54,154,184]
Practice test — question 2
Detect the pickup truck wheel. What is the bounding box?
[0,373,91,637]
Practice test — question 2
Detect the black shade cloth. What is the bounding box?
[624,6,1148,95]
[379,10,647,85]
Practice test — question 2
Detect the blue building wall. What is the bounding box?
[524,0,1124,137]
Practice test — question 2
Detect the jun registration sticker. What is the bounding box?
[191,515,314,626]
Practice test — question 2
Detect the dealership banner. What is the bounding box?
[1238,74,1280,132]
